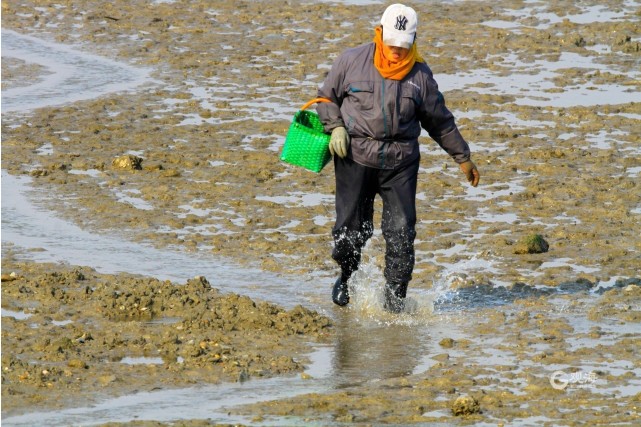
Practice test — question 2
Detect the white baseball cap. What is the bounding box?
[380,4,418,49]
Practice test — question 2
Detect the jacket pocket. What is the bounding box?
[399,85,419,121]
[346,81,374,111]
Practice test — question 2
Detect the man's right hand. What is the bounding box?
[329,127,350,158]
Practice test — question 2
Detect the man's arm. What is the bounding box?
[317,55,347,132]
[419,70,479,186]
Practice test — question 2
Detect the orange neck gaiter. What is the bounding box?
[373,26,424,80]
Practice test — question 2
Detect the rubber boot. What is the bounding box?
[383,282,408,313]
[332,277,350,306]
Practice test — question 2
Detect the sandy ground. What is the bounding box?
[2,0,641,425]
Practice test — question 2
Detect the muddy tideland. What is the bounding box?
[2,0,641,425]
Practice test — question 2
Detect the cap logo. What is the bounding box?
[395,15,408,31]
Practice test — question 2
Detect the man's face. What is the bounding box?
[386,44,410,61]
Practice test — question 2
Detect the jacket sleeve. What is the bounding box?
[317,54,347,133]
[419,71,471,164]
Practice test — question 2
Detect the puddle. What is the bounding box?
[164,78,315,126]
[52,319,73,326]
[110,188,155,211]
[1,309,33,320]
[67,169,104,178]
[120,357,165,365]
[144,317,182,325]
[502,3,633,29]
[537,258,601,275]
[255,192,334,208]
[437,51,641,107]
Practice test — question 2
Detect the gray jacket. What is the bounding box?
[317,42,470,170]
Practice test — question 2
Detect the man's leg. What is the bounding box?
[332,157,375,305]
[379,159,419,312]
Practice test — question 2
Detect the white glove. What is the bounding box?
[329,126,350,158]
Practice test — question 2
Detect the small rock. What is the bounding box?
[238,370,250,382]
[255,169,273,182]
[161,169,181,178]
[432,353,450,362]
[98,375,117,386]
[67,359,87,369]
[514,234,549,254]
[1,273,18,282]
[144,163,164,171]
[193,275,209,286]
[29,169,49,177]
[452,395,481,416]
[112,154,142,170]
[439,337,456,348]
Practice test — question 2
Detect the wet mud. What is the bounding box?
[1,57,52,91]
[1,252,332,417]
[2,0,641,425]
[230,280,641,425]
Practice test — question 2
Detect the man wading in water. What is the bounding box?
[317,3,480,313]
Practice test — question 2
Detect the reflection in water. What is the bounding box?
[331,311,427,388]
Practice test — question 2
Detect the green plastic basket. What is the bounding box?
[281,100,332,173]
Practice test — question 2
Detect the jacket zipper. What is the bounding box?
[380,79,388,168]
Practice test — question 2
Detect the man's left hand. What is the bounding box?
[460,160,480,187]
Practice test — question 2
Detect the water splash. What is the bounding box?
[340,242,437,324]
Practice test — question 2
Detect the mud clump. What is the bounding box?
[0,257,332,415]
[452,395,481,416]
[1,57,53,90]
[513,234,550,254]
[439,337,456,348]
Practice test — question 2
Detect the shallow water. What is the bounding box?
[437,50,641,108]
[1,29,154,113]
[1,170,311,309]
[2,361,332,426]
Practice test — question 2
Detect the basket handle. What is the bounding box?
[300,97,332,111]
